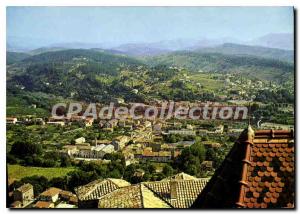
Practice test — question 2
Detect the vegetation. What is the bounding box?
[175,138,206,177]
[7,164,75,181]
[6,45,294,196]
[145,51,294,83]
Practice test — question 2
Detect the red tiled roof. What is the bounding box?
[192,126,294,209]
[34,201,53,208]
[40,187,61,197]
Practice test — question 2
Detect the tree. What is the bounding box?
[10,141,42,157]
[61,156,71,167]
[175,141,206,177]
[162,164,174,177]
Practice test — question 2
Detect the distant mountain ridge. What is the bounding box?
[196,43,294,62]
[248,33,293,50]
[7,33,293,55]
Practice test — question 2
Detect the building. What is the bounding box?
[97,184,170,208]
[47,121,65,126]
[59,190,78,205]
[34,201,55,208]
[202,142,221,148]
[92,144,115,158]
[62,145,78,156]
[192,126,294,208]
[214,125,224,134]
[167,130,196,136]
[75,137,86,144]
[13,183,34,208]
[10,201,22,208]
[111,97,125,104]
[111,136,130,151]
[6,117,18,124]
[39,187,61,203]
[55,203,77,208]
[140,150,172,163]
[75,178,131,208]
[76,173,210,208]
[85,117,94,127]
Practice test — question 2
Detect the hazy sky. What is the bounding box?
[7,7,293,45]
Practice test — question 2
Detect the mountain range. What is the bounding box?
[7,33,293,55]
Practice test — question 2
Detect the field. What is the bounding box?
[8,164,76,180]
[190,73,225,91]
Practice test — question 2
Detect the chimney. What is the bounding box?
[170,180,178,200]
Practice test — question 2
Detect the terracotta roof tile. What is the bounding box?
[192,127,294,209]
[75,179,131,201]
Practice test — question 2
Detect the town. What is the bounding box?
[7,100,294,208]
[6,6,295,209]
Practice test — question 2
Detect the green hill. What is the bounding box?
[7,52,31,65]
[7,48,294,107]
[7,49,146,103]
[144,51,294,83]
[197,43,294,62]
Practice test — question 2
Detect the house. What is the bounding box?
[10,201,22,208]
[133,169,145,178]
[76,146,93,158]
[75,173,210,208]
[62,145,78,156]
[34,118,45,125]
[202,142,221,148]
[34,201,55,208]
[75,137,86,144]
[13,183,34,208]
[55,203,77,208]
[186,124,194,130]
[167,130,196,136]
[95,139,111,145]
[47,121,65,126]
[92,144,115,158]
[75,178,131,208]
[101,119,118,131]
[98,184,170,208]
[69,115,85,122]
[85,117,94,127]
[201,161,214,170]
[59,190,78,205]
[140,150,172,163]
[39,187,61,203]
[143,121,152,128]
[192,126,295,208]
[153,123,163,134]
[100,144,115,154]
[111,136,130,151]
[111,97,125,104]
[6,117,18,124]
[214,125,224,134]
[75,144,115,159]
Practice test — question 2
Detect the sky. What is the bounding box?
[7,7,294,47]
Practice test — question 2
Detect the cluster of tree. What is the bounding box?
[123,162,175,184]
[254,89,294,104]
[252,104,294,125]
[174,139,206,177]
[8,141,72,168]
[146,51,293,83]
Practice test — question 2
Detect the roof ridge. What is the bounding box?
[142,183,174,208]
[139,184,145,208]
